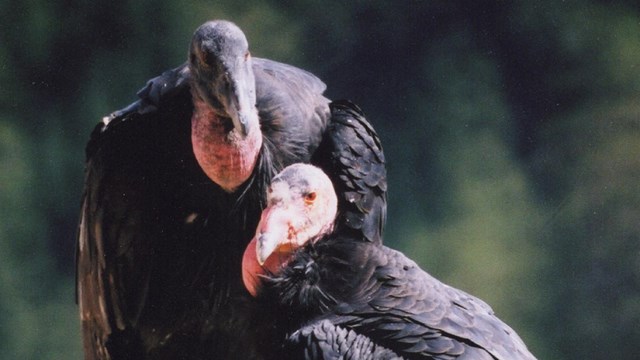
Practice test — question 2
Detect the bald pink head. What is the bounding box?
[241,164,338,296]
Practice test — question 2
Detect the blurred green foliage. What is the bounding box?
[0,1,638,359]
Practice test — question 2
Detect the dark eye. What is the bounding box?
[244,51,250,61]
[304,192,317,205]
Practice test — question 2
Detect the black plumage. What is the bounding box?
[311,101,387,246]
[76,21,331,359]
[248,105,536,359]
[273,241,537,359]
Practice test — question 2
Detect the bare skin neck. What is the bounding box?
[191,98,262,193]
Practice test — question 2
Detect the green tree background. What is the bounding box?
[1,1,638,359]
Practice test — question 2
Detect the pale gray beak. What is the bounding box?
[256,232,279,266]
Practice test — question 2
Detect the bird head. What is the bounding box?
[242,164,338,297]
[189,20,258,138]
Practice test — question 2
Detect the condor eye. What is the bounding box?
[304,192,317,205]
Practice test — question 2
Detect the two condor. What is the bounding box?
[77,19,535,360]
[242,107,536,360]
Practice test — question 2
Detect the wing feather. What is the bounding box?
[254,58,330,166]
[334,246,536,359]
[287,319,402,360]
[78,56,332,359]
[311,100,387,244]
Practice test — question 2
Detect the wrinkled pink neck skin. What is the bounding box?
[191,98,262,193]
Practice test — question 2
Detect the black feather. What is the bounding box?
[77,52,331,358]
[256,102,536,359]
[260,236,537,360]
[311,100,387,244]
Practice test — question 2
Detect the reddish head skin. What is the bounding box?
[191,97,262,192]
[241,164,338,297]
[241,236,293,297]
[242,204,298,297]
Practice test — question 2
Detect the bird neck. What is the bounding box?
[191,98,262,193]
[250,236,373,311]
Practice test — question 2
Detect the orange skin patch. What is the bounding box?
[191,98,262,192]
[242,206,299,297]
[241,235,295,297]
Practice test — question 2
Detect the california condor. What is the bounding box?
[77,20,331,359]
[242,159,536,359]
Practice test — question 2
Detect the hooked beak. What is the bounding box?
[241,203,297,296]
[256,232,278,266]
[224,80,256,138]
[253,206,295,266]
[218,58,257,138]
[190,50,258,138]
[188,21,257,138]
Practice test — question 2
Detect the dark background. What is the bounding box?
[1,1,639,358]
